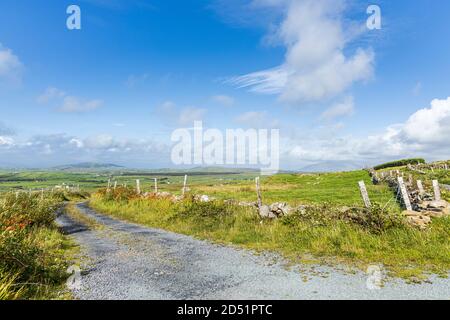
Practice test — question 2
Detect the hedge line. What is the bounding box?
[374,158,425,170]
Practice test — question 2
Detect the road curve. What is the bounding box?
[57,202,449,300]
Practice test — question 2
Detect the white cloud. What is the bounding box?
[0,132,169,168]
[37,87,66,104]
[0,43,23,85]
[320,96,354,121]
[235,111,279,128]
[412,82,422,96]
[212,94,235,107]
[125,73,149,88]
[287,97,450,164]
[230,0,374,104]
[37,87,103,113]
[0,136,14,146]
[401,97,450,145]
[59,96,104,113]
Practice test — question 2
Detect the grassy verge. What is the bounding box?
[0,191,82,300]
[90,193,450,281]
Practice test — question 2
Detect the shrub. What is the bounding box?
[374,158,425,170]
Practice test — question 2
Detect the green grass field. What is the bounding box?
[1,163,449,283]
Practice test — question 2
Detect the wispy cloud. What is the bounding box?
[37,87,103,113]
[125,73,149,88]
[229,0,374,104]
[320,96,354,121]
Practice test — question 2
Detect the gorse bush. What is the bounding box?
[0,192,70,299]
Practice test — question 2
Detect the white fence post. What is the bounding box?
[358,181,371,208]
[182,175,188,196]
[154,178,158,193]
[136,179,141,195]
[398,177,412,211]
[432,180,441,201]
[417,180,425,195]
[255,177,263,209]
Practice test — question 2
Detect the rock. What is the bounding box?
[238,201,258,208]
[403,210,432,230]
[156,192,172,198]
[423,211,445,218]
[402,210,422,217]
[259,205,271,218]
[269,202,292,217]
[199,195,210,202]
[427,200,448,209]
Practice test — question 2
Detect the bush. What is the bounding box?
[374,158,425,170]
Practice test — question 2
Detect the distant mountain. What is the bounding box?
[52,162,125,171]
[300,161,363,173]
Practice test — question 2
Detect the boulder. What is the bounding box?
[427,200,448,209]
[269,202,292,217]
[259,205,271,218]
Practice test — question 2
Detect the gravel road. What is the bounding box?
[57,202,449,300]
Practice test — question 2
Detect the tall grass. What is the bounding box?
[0,191,78,300]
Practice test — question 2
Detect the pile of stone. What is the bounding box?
[259,202,293,219]
[403,200,449,229]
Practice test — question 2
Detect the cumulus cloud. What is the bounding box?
[230,0,374,104]
[0,136,14,146]
[36,87,103,113]
[320,96,354,121]
[0,132,169,167]
[287,97,450,164]
[212,94,235,107]
[0,43,23,85]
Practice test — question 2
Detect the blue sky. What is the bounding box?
[0,0,449,169]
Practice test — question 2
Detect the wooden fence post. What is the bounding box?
[432,180,441,201]
[136,179,141,195]
[255,177,263,209]
[398,177,412,211]
[417,180,425,195]
[182,175,188,196]
[154,178,158,193]
[113,181,117,190]
[358,181,371,208]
